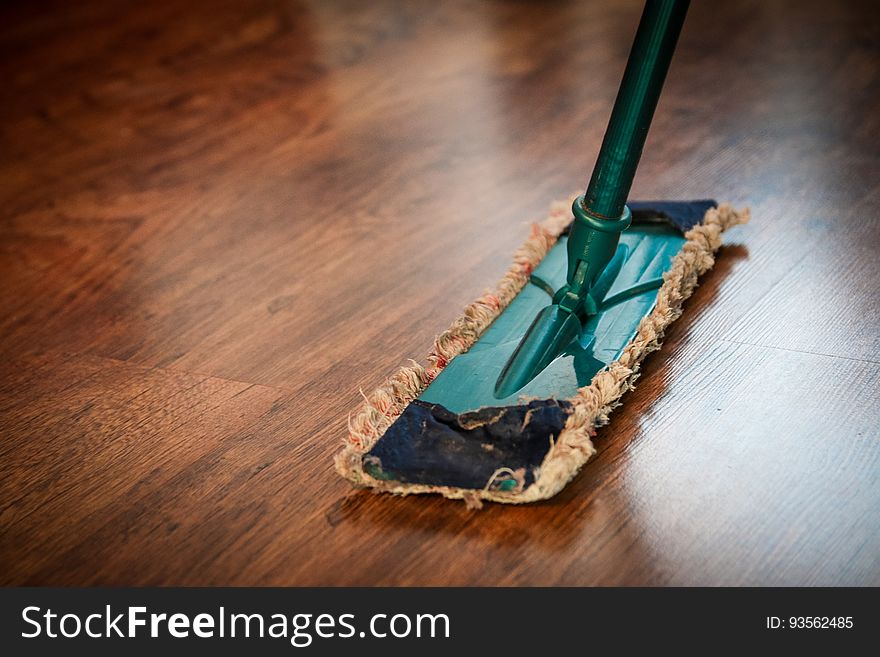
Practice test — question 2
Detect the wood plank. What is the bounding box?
[0,352,288,584]
[1,0,878,585]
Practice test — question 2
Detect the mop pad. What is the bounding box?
[336,199,749,507]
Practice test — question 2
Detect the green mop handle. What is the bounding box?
[559,0,689,313]
[584,0,690,218]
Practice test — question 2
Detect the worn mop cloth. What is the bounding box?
[335,200,749,507]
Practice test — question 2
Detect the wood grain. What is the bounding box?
[1,0,878,585]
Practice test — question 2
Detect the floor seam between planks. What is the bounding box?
[719,338,880,366]
[35,347,298,396]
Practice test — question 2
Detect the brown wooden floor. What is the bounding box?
[1,0,878,586]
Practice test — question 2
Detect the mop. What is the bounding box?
[336,0,749,507]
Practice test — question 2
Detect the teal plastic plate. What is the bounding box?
[420,224,685,414]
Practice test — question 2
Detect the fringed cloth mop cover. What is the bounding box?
[336,199,749,508]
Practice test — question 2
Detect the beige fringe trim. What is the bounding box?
[335,201,750,508]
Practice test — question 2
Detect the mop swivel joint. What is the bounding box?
[554,195,632,318]
[492,197,633,398]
